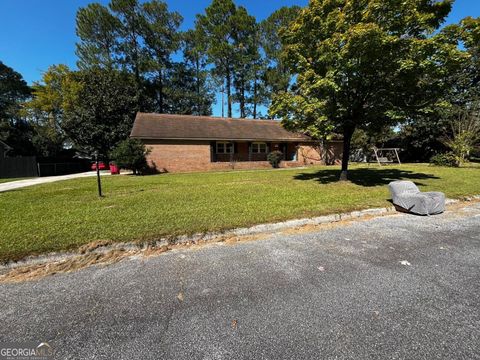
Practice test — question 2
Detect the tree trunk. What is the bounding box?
[195,57,200,115]
[253,76,258,119]
[339,125,355,181]
[240,77,245,118]
[158,69,164,113]
[320,138,327,165]
[226,71,232,118]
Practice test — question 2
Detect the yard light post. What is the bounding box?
[94,151,103,197]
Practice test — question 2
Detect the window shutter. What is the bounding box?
[234,142,238,154]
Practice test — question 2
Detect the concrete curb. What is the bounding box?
[2,195,480,271]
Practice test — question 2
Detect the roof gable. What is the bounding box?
[130,113,311,142]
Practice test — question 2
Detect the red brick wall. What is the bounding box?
[143,140,212,172]
[141,139,343,173]
[297,141,343,165]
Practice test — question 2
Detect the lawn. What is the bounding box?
[1,164,479,262]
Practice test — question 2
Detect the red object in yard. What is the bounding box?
[91,161,108,170]
[110,164,120,175]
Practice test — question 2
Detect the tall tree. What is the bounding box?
[163,62,214,115]
[182,29,215,115]
[230,6,257,118]
[140,0,183,113]
[109,0,146,102]
[270,0,464,180]
[260,6,301,107]
[196,0,237,118]
[0,61,33,155]
[76,3,120,69]
[248,28,267,119]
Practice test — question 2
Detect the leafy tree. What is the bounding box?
[248,31,267,119]
[163,62,214,115]
[196,0,237,117]
[76,3,120,69]
[231,6,257,118]
[110,138,149,174]
[62,68,138,157]
[399,16,480,162]
[24,65,79,157]
[270,0,464,180]
[260,6,301,107]
[0,61,33,155]
[109,0,147,102]
[442,17,480,107]
[183,29,214,115]
[75,0,212,115]
[396,116,449,162]
[140,0,183,113]
[442,103,480,164]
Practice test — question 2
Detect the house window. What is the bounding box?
[251,142,267,154]
[216,141,233,154]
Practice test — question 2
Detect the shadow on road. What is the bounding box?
[294,168,440,187]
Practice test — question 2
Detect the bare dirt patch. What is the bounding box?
[0,234,271,283]
[281,212,399,235]
[0,249,129,283]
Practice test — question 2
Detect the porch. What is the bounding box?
[210,141,299,163]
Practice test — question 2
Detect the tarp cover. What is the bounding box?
[388,181,445,215]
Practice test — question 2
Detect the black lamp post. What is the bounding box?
[94,151,103,197]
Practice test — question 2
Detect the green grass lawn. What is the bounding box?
[1,163,479,262]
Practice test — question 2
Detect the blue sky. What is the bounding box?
[0,0,478,116]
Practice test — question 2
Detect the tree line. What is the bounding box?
[1,0,299,158]
[1,0,479,177]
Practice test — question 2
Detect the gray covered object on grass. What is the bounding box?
[388,180,445,215]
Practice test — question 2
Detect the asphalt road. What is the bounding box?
[1,203,480,359]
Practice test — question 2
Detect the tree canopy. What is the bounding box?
[0,61,33,155]
[62,68,139,157]
[270,0,466,180]
[76,0,213,115]
[4,0,480,167]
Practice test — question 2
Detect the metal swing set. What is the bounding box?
[372,146,401,165]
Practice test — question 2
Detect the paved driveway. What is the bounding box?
[0,171,110,192]
[1,203,480,359]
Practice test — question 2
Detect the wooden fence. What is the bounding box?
[0,156,38,178]
[37,162,86,177]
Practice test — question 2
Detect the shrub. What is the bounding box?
[267,151,284,168]
[430,152,459,167]
[110,139,150,174]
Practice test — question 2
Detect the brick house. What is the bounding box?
[130,113,343,173]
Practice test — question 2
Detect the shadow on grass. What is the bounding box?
[294,168,440,187]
